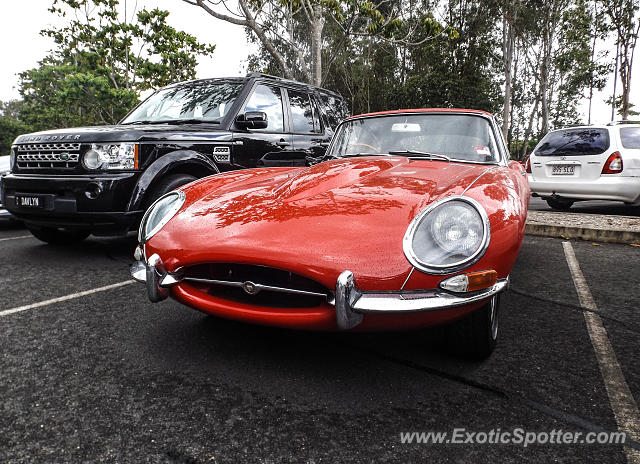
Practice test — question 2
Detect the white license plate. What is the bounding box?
[551,165,575,175]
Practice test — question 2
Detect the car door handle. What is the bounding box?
[276,140,290,147]
[319,142,330,148]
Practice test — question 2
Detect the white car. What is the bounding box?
[527,122,640,210]
[0,155,13,220]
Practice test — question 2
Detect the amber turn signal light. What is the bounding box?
[134,144,140,170]
[439,270,498,293]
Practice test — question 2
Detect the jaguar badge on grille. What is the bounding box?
[242,281,259,295]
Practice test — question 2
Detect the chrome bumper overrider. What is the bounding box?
[334,271,508,329]
[130,251,509,330]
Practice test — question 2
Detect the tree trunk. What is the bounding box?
[509,49,519,153]
[310,4,325,87]
[540,27,551,134]
[619,32,637,121]
[612,37,620,121]
[520,86,541,160]
[502,13,514,140]
[587,0,597,124]
[620,55,630,120]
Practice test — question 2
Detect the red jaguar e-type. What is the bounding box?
[131,109,529,358]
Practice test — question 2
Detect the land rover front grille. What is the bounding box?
[16,143,81,169]
[183,263,332,308]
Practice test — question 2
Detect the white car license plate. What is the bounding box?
[551,165,575,175]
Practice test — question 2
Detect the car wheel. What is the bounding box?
[144,174,197,209]
[445,295,499,360]
[27,225,91,245]
[546,198,574,211]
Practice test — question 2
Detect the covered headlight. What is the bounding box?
[403,196,490,274]
[83,143,139,170]
[138,191,185,243]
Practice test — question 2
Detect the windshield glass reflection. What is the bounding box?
[122,81,243,124]
[328,114,500,163]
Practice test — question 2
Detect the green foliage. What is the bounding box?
[252,0,501,115]
[605,95,640,116]
[15,0,216,132]
[0,101,33,155]
[551,0,612,126]
[19,64,139,130]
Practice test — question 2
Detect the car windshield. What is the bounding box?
[121,81,243,124]
[534,128,610,156]
[327,113,501,163]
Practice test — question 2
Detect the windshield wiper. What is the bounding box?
[340,153,388,158]
[164,119,220,125]
[387,150,450,162]
[120,120,154,125]
[121,119,220,125]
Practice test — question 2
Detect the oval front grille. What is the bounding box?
[183,263,332,308]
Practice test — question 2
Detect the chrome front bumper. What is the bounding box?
[130,252,508,330]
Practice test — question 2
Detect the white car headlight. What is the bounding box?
[138,191,185,243]
[9,147,16,171]
[403,196,490,274]
[83,143,138,170]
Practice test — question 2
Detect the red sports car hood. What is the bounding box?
[148,156,490,289]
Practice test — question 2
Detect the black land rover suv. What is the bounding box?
[2,73,348,244]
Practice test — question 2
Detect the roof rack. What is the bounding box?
[559,123,593,128]
[247,72,282,80]
[606,120,640,126]
[246,72,342,96]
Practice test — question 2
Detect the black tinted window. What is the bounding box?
[620,127,640,149]
[244,85,284,132]
[288,90,315,133]
[319,94,348,130]
[535,129,610,156]
[311,98,322,133]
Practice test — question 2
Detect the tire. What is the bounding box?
[445,296,500,360]
[27,225,90,245]
[143,174,197,209]
[546,198,574,211]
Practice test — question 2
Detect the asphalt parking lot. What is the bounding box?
[1,224,639,463]
[529,196,640,217]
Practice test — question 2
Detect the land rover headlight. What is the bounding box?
[403,196,490,274]
[138,191,185,243]
[83,143,139,170]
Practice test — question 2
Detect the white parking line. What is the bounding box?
[0,280,135,317]
[563,241,640,464]
[0,235,32,242]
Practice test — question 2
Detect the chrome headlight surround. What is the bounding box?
[403,196,490,275]
[138,190,185,244]
[83,143,138,170]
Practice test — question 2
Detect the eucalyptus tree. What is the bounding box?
[598,0,640,120]
[181,0,455,87]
